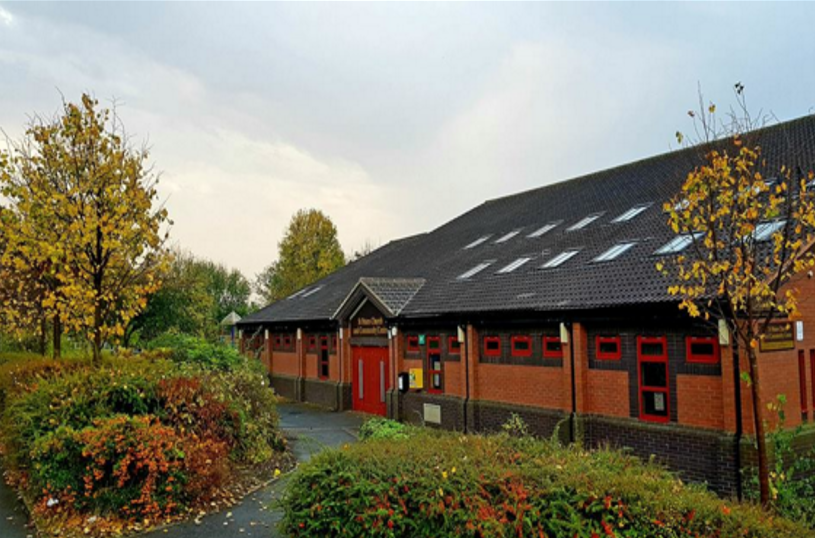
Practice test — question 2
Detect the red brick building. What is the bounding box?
[238,116,814,496]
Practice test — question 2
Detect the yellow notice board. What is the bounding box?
[409,368,424,389]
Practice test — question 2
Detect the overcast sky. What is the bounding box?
[1,2,813,280]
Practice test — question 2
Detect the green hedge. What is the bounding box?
[143,332,245,370]
[0,347,285,534]
[279,430,809,538]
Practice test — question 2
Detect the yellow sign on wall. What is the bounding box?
[409,368,424,389]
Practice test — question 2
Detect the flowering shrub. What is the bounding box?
[279,431,809,538]
[0,348,286,536]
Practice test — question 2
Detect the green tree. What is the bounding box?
[660,88,814,506]
[0,94,169,362]
[127,249,252,343]
[255,209,346,303]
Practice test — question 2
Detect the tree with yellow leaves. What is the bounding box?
[660,87,814,506]
[0,94,169,362]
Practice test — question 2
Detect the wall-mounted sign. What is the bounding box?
[350,302,388,338]
[423,403,441,425]
[759,322,795,353]
[409,368,424,389]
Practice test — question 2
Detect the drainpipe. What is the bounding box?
[731,336,743,501]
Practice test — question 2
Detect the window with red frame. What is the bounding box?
[319,336,329,379]
[596,335,621,360]
[273,334,282,349]
[483,336,501,357]
[511,335,532,357]
[637,336,669,423]
[406,335,420,353]
[283,334,293,349]
[447,336,461,355]
[686,336,719,364]
[307,335,317,352]
[542,336,563,359]
[427,336,443,393]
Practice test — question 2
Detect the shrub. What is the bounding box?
[144,333,244,371]
[279,431,809,538]
[30,415,188,519]
[0,350,285,534]
[359,417,409,441]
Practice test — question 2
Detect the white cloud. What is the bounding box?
[0,5,13,27]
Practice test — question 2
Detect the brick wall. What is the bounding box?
[676,374,724,429]
[272,351,299,377]
[475,363,567,410]
[586,369,629,418]
[582,414,738,496]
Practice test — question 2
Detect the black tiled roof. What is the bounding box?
[239,116,815,327]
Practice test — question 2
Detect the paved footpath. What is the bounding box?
[0,403,363,538]
[0,466,30,538]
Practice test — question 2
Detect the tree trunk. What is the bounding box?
[39,316,47,356]
[52,316,61,360]
[747,346,770,506]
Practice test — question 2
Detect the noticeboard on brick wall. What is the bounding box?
[759,321,795,353]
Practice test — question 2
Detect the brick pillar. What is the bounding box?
[465,324,480,432]
[387,327,402,420]
[296,328,305,402]
[571,323,589,414]
[263,329,272,374]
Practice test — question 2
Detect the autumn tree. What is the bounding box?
[255,209,345,303]
[660,88,814,506]
[0,94,169,362]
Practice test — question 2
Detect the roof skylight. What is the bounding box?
[527,222,561,238]
[497,257,532,274]
[287,288,308,300]
[612,205,650,223]
[567,213,603,231]
[495,230,521,243]
[463,235,492,249]
[301,286,324,298]
[654,232,701,255]
[593,241,637,262]
[457,261,494,280]
[753,220,785,242]
[541,250,580,268]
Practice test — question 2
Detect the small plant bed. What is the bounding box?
[280,419,810,538]
[0,339,293,537]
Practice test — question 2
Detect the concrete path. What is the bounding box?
[143,402,364,538]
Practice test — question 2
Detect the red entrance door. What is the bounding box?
[352,346,390,416]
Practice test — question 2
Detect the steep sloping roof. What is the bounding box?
[239,116,815,326]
